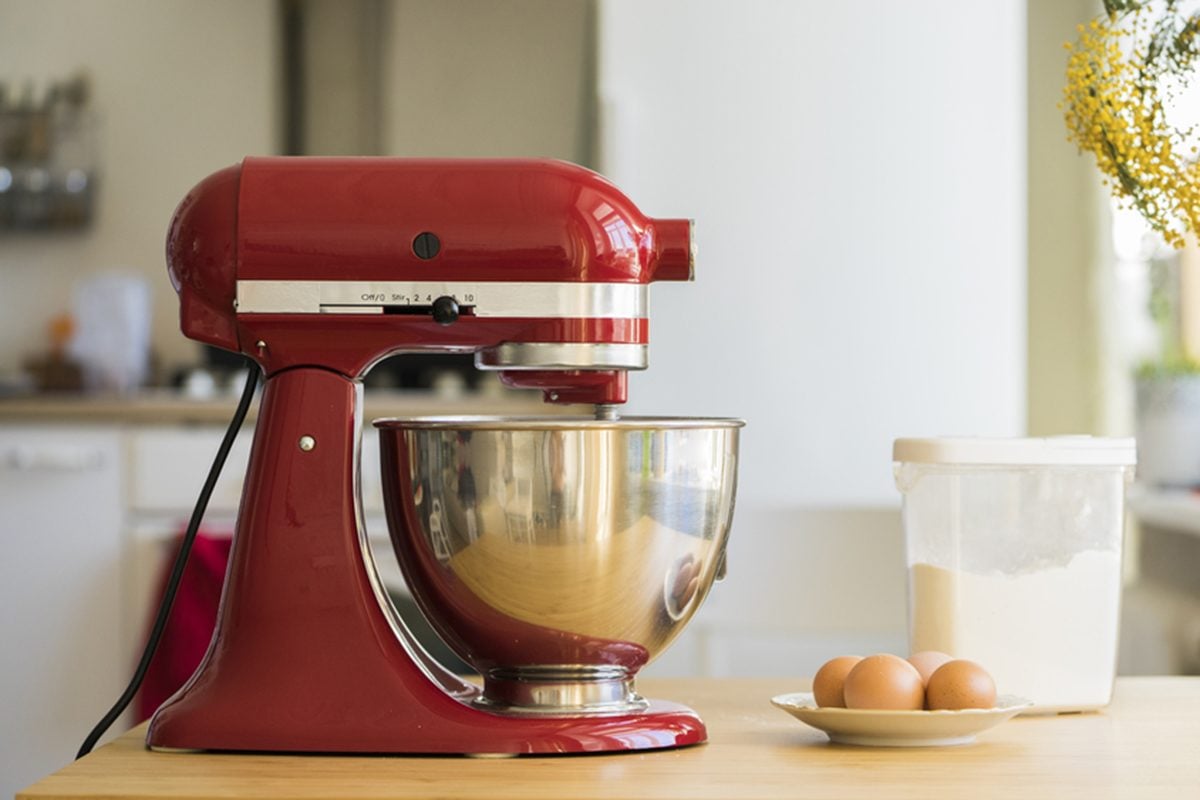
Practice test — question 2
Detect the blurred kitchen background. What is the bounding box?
[2,0,1200,793]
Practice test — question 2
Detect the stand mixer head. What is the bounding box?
[169,156,693,409]
[149,157,743,755]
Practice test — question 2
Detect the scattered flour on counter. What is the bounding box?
[909,548,1122,712]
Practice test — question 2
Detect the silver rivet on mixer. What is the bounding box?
[256,340,267,351]
[298,435,316,452]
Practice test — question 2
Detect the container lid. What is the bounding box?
[892,436,1136,466]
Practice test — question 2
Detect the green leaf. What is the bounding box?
[1136,353,1200,377]
[1105,0,1142,15]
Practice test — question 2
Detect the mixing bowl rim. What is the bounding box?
[372,415,746,431]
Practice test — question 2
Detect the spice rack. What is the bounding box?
[0,73,97,232]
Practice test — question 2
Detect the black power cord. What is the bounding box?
[76,363,261,759]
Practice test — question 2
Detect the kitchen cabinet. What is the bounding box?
[0,426,125,800]
[1124,487,1200,674]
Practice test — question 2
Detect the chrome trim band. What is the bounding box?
[475,342,648,370]
[235,280,647,318]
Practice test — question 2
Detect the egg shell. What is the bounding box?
[842,654,925,711]
[812,656,862,708]
[907,650,954,686]
[925,659,997,710]
[671,558,697,597]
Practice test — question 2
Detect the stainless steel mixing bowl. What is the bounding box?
[374,416,743,715]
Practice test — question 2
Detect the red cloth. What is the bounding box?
[135,530,231,722]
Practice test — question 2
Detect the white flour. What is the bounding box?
[909,548,1122,712]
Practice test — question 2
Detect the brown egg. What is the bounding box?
[907,650,954,686]
[925,659,997,710]
[812,656,862,708]
[843,654,925,710]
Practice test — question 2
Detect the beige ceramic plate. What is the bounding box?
[771,692,1032,747]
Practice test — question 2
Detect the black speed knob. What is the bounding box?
[432,295,459,325]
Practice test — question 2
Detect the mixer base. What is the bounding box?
[144,369,708,755]
[144,371,705,758]
[148,695,707,755]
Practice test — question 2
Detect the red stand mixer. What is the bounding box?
[150,157,742,755]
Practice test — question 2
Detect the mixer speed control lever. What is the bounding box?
[431,295,459,325]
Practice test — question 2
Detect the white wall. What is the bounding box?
[600,0,1027,507]
[599,0,1027,675]
[381,0,592,160]
[0,0,279,374]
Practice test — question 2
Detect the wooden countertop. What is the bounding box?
[0,389,564,425]
[18,677,1200,799]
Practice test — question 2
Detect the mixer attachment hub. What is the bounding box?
[594,403,620,421]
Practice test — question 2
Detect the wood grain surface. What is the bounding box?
[18,677,1200,800]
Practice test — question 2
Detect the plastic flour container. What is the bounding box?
[893,437,1136,713]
